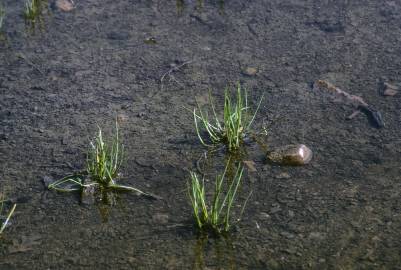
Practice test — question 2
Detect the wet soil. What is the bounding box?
[0,0,400,269]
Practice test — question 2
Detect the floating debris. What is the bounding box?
[358,106,385,129]
[313,80,384,128]
[313,80,368,107]
[346,110,361,120]
[267,144,312,166]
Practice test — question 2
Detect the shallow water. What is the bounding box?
[0,0,400,269]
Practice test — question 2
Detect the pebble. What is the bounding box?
[144,37,157,45]
[259,212,271,220]
[280,231,295,239]
[243,160,257,172]
[270,204,281,214]
[382,82,398,96]
[42,176,54,189]
[55,0,74,12]
[309,232,325,240]
[152,213,169,224]
[242,67,258,76]
[117,113,129,123]
[267,144,313,166]
[81,183,96,205]
[275,172,290,179]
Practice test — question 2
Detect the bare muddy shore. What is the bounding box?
[0,0,400,269]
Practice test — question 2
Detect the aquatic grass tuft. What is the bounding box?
[194,83,263,152]
[188,162,246,234]
[0,195,17,235]
[0,5,5,30]
[49,123,154,201]
[86,126,123,188]
[24,0,40,21]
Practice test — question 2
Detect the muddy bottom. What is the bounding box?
[0,0,400,269]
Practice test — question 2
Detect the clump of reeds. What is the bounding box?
[193,83,263,152]
[0,194,16,235]
[188,162,247,234]
[24,0,40,21]
[23,0,47,23]
[0,5,5,30]
[86,126,123,189]
[49,123,152,201]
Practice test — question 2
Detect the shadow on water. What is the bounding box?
[193,234,236,270]
[95,191,121,223]
[192,144,254,235]
[176,0,225,15]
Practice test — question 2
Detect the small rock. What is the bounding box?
[280,231,295,239]
[42,176,54,189]
[55,0,74,12]
[309,232,325,240]
[282,247,297,254]
[267,144,313,166]
[275,172,290,179]
[144,37,157,45]
[242,67,258,76]
[81,184,96,205]
[259,212,271,220]
[152,213,169,224]
[117,113,129,124]
[382,82,398,96]
[288,210,295,218]
[243,160,257,172]
[270,204,281,214]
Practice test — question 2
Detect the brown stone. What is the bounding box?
[267,144,313,166]
[55,0,74,12]
[242,67,258,76]
[382,82,398,96]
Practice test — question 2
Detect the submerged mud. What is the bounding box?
[0,0,400,269]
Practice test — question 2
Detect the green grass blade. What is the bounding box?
[0,203,16,234]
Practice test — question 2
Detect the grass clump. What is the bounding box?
[49,123,153,202]
[193,83,263,152]
[86,126,123,189]
[24,0,41,21]
[0,194,16,235]
[188,162,247,234]
[0,5,5,31]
